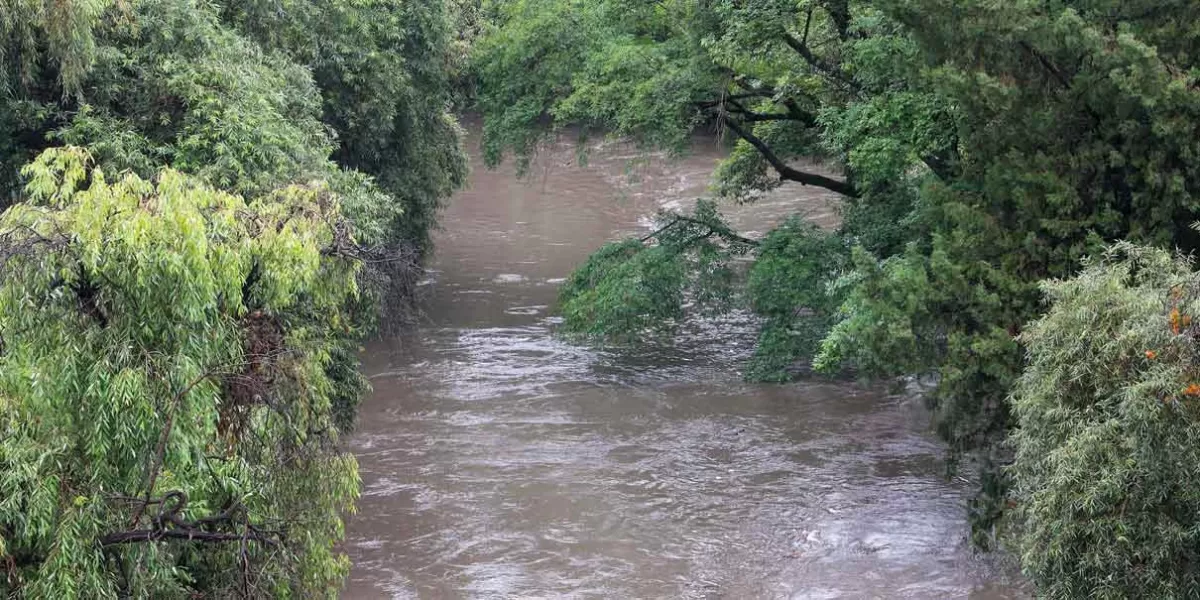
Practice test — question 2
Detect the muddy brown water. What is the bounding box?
[343,124,1028,599]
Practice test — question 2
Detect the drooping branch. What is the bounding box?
[720,115,858,197]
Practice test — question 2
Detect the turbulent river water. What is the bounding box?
[342,124,1028,599]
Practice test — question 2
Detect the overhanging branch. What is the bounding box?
[103,491,281,548]
[696,94,817,128]
[641,214,761,247]
[731,77,817,125]
[720,115,858,198]
[100,529,275,547]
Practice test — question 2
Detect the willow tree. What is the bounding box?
[0,149,360,597]
[2,0,468,321]
[0,0,469,595]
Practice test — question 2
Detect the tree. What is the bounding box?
[0,149,359,597]
[1,0,113,203]
[1010,243,1200,598]
[474,0,925,378]
[220,0,470,254]
[0,0,469,594]
[3,1,468,319]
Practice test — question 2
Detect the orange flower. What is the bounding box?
[1146,350,1158,360]
[1171,308,1183,334]
[1184,383,1200,397]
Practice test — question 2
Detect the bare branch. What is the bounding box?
[131,370,225,527]
[99,529,266,546]
[104,491,281,548]
[1018,41,1071,89]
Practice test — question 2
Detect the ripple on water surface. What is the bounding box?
[346,319,1024,599]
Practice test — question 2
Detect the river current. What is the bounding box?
[342,124,1027,599]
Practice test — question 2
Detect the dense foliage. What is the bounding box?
[1,150,359,597]
[3,0,467,299]
[1011,244,1200,598]
[558,200,755,342]
[221,0,469,253]
[1,0,466,596]
[474,0,1200,594]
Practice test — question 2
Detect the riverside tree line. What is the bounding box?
[4,0,1200,598]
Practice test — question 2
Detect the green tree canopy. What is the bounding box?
[220,0,469,252]
[3,0,467,254]
[0,0,468,595]
[0,149,359,597]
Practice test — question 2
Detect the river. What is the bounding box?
[342,123,1027,599]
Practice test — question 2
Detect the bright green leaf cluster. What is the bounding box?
[0,149,360,597]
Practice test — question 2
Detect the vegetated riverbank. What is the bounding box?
[0,2,466,596]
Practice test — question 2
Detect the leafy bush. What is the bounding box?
[1011,243,1200,598]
